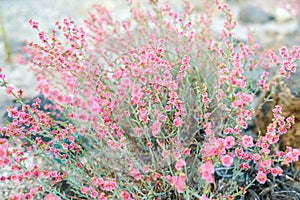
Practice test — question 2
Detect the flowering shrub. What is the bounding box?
[1,0,300,199]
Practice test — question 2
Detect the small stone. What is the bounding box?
[255,68,300,170]
[239,5,275,24]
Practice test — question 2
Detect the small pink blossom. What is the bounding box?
[165,174,186,193]
[98,192,107,200]
[129,167,143,180]
[10,174,18,182]
[221,154,234,167]
[150,121,162,136]
[173,117,182,127]
[182,148,190,155]
[275,166,283,176]
[120,191,132,200]
[240,162,250,170]
[90,190,99,198]
[199,161,215,183]
[29,19,39,29]
[81,186,90,195]
[224,136,235,149]
[272,105,282,114]
[173,151,181,159]
[24,193,32,199]
[174,174,186,193]
[175,159,186,170]
[138,108,148,124]
[44,193,61,200]
[165,175,177,185]
[102,180,116,191]
[223,127,233,134]
[5,86,13,95]
[256,171,267,184]
[242,135,253,148]
[162,150,169,158]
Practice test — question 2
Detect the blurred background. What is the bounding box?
[0,0,300,122]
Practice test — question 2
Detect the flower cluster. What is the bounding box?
[1,0,300,199]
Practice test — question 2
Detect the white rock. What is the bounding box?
[275,7,293,22]
[239,5,275,24]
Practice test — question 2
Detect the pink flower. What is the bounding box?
[202,91,210,109]
[275,166,283,176]
[29,19,39,29]
[223,127,233,134]
[24,193,32,199]
[241,162,250,170]
[242,135,253,148]
[165,175,177,185]
[120,191,132,200]
[80,186,90,195]
[98,192,107,200]
[173,151,181,159]
[221,155,234,167]
[165,105,171,111]
[224,136,235,149]
[66,77,75,91]
[284,148,300,164]
[278,127,287,134]
[267,124,276,135]
[129,167,143,180]
[272,105,282,114]
[10,174,18,182]
[138,108,148,124]
[90,190,99,198]
[173,117,182,127]
[165,174,186,193]
[199,161,215,183]
[182,148,190,155]
[102,180,116,191]
[162,150,169,158]
[5,86,13,95]
[44,193,61,200]
[175,159,186,170]
[150,121,162,136]
[256,171,267,184]
[175,174,186,193]
[62,143,68,150]
[259,159,271,169]
[134,127,143,136]
[286,116,295,124]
